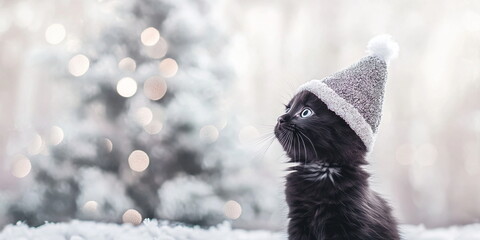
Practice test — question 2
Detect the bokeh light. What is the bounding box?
[238,126,260,144]
[199,125,219,143]
[158,58,178,78]
[118,57,136,72]
[116,77,137,98]
[122,209,142,225]
[141,27,160,46]
[128,150,150,172]
[224,200,242,220]
[144,120,163,135]
[27,133,43,155]
[49,126,64,145]
[143,76,167,100]
[145,37,168,59]
[11,155,32,178]
[104,138,113,153]
[68,54,90,77]
[45,23,66,45]
[83,200,98,213]
[135,107,153,126]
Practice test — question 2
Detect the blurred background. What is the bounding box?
[1,0,480,231]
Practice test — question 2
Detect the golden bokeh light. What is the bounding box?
[145,37,168,59]
[158,58,178,78]
[83,200,98,213]
[224,200,242,220]
[199,125,219,143]
[135,107,153,126]
[11,155,32,178]
[45,23,66,45]
[122,209,142,225]
[116,77,137,98]
[27,133,43,155]
[238,126,260,144]
[143,76,167,101]
[144,120,163,135]
[49,126,64,145]
[118,57,136,72]
[68,54,90,77]
[128,150,150,172]
[140,27,160,46]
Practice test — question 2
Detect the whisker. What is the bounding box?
[252,132,275,145]
[286,131,293,159]
[256,124,276,128]
[251,136,276,162]
[298,132,308,165]
[291,132,295,161]
[248,132,284,163]
[297,130,319,160]
[294,132,301,163]
[287,131,294,158]
[279,131,288,149]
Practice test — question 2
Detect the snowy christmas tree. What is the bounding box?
[4,0,283,229]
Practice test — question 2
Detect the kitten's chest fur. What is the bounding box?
[285,163,399,240]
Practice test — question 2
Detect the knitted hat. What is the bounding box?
[297,35,399,151]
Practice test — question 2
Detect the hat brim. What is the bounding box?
[297,80,375,152]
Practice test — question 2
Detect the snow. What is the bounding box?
[2,220,480,240]
[0,220,285,240]
[401,224,480,240]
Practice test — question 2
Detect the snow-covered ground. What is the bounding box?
[1,220,480,240]
[0,220,284,240]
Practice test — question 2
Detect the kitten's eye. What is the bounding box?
[300,108,314,118]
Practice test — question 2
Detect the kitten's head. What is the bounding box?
[274,90,367,165]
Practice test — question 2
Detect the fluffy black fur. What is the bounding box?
[274,91,399,240]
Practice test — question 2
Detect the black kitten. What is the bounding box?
[275,90,399,240]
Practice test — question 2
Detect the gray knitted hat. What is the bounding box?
[297,35,399,151]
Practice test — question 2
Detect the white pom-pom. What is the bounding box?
[366,34,399,63]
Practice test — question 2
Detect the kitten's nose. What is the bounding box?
[277,115,287,124]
